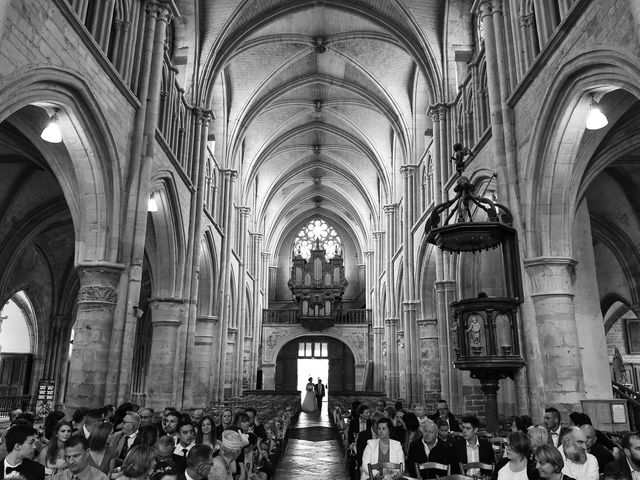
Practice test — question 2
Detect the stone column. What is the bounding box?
[385,317,400,398]
[524,257,585,410]
[363,251,374,310]
[418,318,440,399]
[434,280,458,408]
[146,298,186,409]
[268,266,278,302]
[232,206,251,396]
[66,263,124,409]
[373,326,385,391]
[403,300,421,403]
[248,233,263,388]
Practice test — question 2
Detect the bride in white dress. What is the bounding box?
[301,377,319,413]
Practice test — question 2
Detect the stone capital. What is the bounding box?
[76,262,124,305]
[251,233,263,242]
[146,1,175,23]
[473,0,493,20]
[434,280,456,292]
[148,297,186,326]
[372,231,385,240]
[237,206,251,216]
[221,169,238,181]
[519,13,534,27]
[194,107,215,126]
[524,256,577,297]
[417,317,437,327]
[402,301,420,312]
[373,326,385,334]
[385,317,399,327]
[261,252,271,260]
[383,204,397,215]
[364,250,374,258]
[400,165,418,177]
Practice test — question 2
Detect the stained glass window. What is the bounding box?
[294,219,342,260]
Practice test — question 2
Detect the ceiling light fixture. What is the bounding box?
[148,193,158,212]
[585,94,608,130]
[41,108,63,143]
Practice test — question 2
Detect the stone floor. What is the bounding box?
[273,406,349,480]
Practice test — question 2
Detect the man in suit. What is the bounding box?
[428,400,461,433]
[315,379,326,410]
[407,420,456,478]
[1,424,44,480]
[182,444,213,480]
[109,411,141,465]
[452,415,493,475]
[605,432,640,479]
[172,421,196,472]
[162,411,180,444]
[544,407,562,447]
[51,435,107,480]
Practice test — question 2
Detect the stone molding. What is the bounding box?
[373,326,385,334]
[148,297,186,326]
[524,256,577,297]
[384,317,399,327]
[417,318,437,327]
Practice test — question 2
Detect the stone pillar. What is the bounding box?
[385,317,400,398]
[355,363,366,391]
[249,234,264,388]
[434,280,458,408]
[373,326,385,391]
[364,251,374,309]
[403,300,421,403]
[146,298,186,409]
[524,257,585,410]
[232,206,251,396]
[262,364,276,390]
[66,263,124,409]
[418,318,440,400]
[268,266,278,302]
[357,263,366,299]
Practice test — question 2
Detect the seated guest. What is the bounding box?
[120,445,156,480]
[52,435,106,480]
[452,415,494,475]
[348,405,372,446]
[154,436,175,463]
[604,432,640,479]
[414,404,430,429]
[534,444,572,480]
[87,422,118,475]
[384,406,405,443]
[402,412,422,455]
[570,413,618,457]
[558,426,598,480]
[375,399,387,413]
[428,400,462,432]
[215,409,234,440]
[512,416,534,434]
[195,416,216,447]
[492,432,538,480]
[148,460,179,480]
[3,425,45,480]
[356,412,386,474]
[580,425,612,474]
[110,411,141,465]
[529,426,549,452]
[211,431,248,480]
[138,409,155,428]
[162,412,180,444]
[172,422,196,472]
[437,419,451,443]
[360,417,404,480]
[37,420,72,479]
[544,408,562,448]
[407,420,455,479]
[245,408,267,443]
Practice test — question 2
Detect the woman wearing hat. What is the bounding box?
[211,430,249,480]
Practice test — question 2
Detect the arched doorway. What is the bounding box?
[275,335,355,392]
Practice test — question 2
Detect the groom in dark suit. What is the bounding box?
[314,378,326,410]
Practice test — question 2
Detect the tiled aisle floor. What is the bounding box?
[273,406,349,480]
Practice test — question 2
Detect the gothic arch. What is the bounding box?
[0,66,122,264]
[523,48,640,258]
[264,328,366,365]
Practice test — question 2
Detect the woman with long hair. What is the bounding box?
[216,408,234,439]
[42,411,66,444]
[37,419,72,479]
[87,422,117,475]
[121,445,157,480]
[196,415,216,447]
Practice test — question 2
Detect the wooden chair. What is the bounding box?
[459,462,494,477]
[436,475,475,480]
[488,437,508,461]
[368,461,403,480]
[415,462,450,480]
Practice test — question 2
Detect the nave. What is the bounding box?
[274,409,348,480]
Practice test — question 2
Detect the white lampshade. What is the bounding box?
[586,96,608,130]
[41,110,62,143]
[148,193,158,212]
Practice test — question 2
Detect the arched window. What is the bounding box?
[0,292,35,353]
[294,219,342,260]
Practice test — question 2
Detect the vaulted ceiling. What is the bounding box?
[180,0,448,255]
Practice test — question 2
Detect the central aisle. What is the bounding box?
[274,407,349,480]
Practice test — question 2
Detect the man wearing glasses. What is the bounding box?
[428,399,461,432]
[109,412,141,463]
[138,408,154,427]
